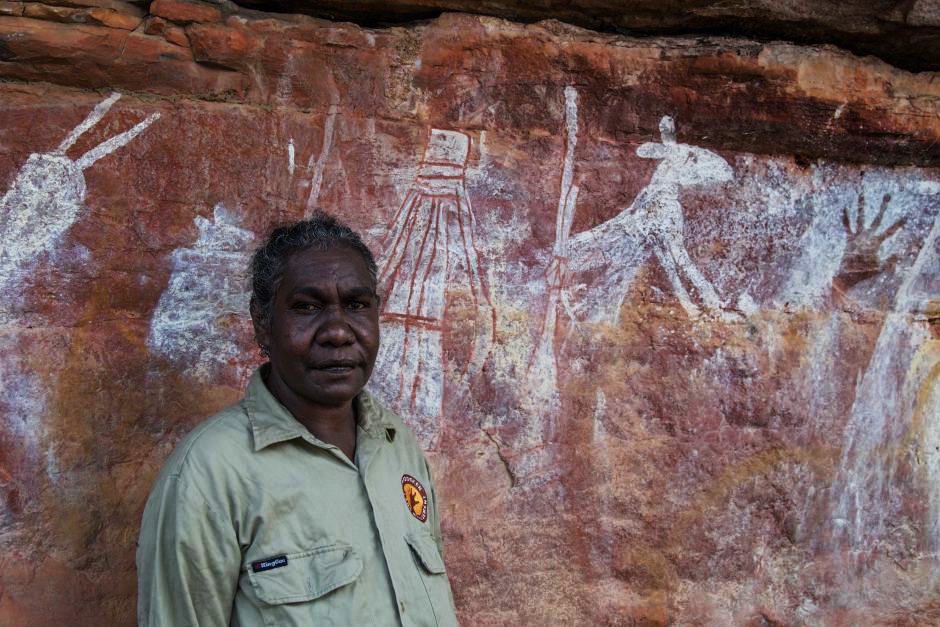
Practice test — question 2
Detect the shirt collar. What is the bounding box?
[245,365,397,451]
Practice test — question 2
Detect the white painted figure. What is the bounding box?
[565,115,734,322]
[304,107,337,215]
[286,108,338,216]
[511,104,735,485]
[523,86,580,441]
[147,205,256,384]
[369,129,495,449]
[831,190,940,554]
[0,93,159,504]
[0,92,160,295]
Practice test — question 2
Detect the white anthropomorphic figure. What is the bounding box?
[147,205,257,384]
[0,93,158,507]
[565,115,734,322]
[369,128,495,449]
[0,92,159,290]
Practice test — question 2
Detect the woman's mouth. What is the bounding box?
[313,360,358,373]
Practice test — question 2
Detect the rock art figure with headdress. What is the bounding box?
[370,129,495,449]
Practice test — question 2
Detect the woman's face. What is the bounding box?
[255,245,380,413]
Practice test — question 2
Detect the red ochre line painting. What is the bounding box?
[371,128,495,446]
[380,313,442,331]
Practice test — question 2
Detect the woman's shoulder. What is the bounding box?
[157,400,254,488]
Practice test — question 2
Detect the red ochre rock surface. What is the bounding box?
[1,3,940,625]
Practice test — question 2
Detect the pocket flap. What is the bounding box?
[405,533,446,574]
[248,543,362,605]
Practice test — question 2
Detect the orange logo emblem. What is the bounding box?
[401,474,428,522]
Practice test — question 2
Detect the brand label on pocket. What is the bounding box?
[251,555,288,573]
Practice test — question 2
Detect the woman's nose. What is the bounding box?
[316,309,355,345]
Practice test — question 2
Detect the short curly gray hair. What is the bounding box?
[249,211,378,328]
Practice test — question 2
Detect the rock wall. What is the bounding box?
[1,1,939,624]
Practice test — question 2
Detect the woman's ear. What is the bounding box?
[250,297,271,354]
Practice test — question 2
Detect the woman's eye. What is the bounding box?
[293,302,320,311]
[346,301,369,311]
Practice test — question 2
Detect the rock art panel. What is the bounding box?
[2,7,940,626]
[830,196,940,554]
[504,95,740,484]
[0,92,159,523]
[832,192,909,301]
[522,86,580,441]
[0,92,159,316]
[911,308,940,548]
[286,106,339,215]
[303,107,338,215]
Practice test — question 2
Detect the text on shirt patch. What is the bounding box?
[401,474,428,522]
[251,555,288,573]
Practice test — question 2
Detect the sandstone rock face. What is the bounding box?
[228,0,940,72]
[0,3,939,625]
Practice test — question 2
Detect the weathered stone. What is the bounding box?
[86,7,142,29]
[0,1,23,15]
[150,0,222,23]
[0,7,939,627]
[0,17,248,96]
[144,15,188,46]
[2,12,937,164]
[163,22,188,46]
[22,2,83,21]
[40,0,145,14]
[21,2,142,28]
[909,0,940,27]
[222,0,940,72]
[142,13,165,32]
[186,22,256,70]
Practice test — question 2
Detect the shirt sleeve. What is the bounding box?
[424,456,457,615]
[137,473,241,627]
[424,457,445,557]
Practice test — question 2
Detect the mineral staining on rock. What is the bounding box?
[1,3,940,626]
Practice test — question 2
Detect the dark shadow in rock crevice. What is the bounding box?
[222,0,940,73]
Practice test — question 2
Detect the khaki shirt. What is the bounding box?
[137,367,458,626]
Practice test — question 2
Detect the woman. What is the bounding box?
[137,212,458,626]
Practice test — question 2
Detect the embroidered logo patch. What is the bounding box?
[401,474,428,522]
[251,555,288,573]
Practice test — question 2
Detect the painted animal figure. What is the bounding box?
[565,116,733,322]
[0,93,160,277]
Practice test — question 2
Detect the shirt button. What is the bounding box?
[400,601,406,613]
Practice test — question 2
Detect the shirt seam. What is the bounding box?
[170,471,237,535]
[165,408,244,481]
[161,409,248,533]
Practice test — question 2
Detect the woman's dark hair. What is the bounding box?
[249,210,378,326]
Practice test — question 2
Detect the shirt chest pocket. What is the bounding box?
[247,542,363,626]
[405,533,458,627]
